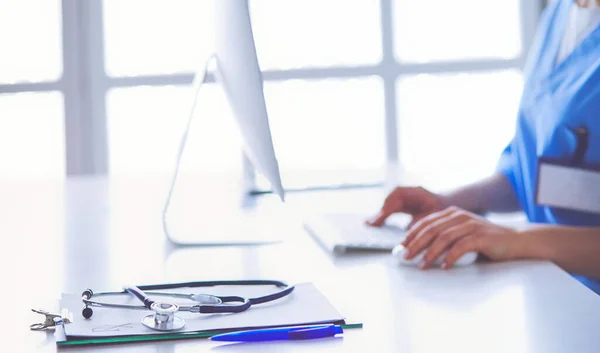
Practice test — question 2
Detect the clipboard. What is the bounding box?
[53,282,363,347]
[54,321,363,347]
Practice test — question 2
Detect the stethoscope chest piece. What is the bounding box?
[141,302,185,331]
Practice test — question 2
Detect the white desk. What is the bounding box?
[4,177,600,353]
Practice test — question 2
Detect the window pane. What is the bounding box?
[259,77,385,189]
[397,70,523,191]
[0,0,62,83]
[0,92,65,178]
[103,0,214,77]
[250,0,382,70]
[394,0,522,62]
[107,84,241,176]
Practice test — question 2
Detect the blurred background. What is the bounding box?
[0,0,544,192]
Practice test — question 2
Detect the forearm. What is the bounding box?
[519,226,600,279]
[441,173,521,214]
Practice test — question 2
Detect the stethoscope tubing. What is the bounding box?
[82,280,294,314]
[83,291,217,310]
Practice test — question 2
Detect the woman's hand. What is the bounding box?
[367,186,447,228]
[402,206,523,269]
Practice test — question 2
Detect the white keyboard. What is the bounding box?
[303,213,407,254]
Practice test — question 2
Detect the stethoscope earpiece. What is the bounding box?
[82,307,93,319]
[82,288,95,319]
[82,288,93,299]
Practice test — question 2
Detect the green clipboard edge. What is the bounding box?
[56,323,363,347]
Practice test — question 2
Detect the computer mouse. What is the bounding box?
[391,244,477,267]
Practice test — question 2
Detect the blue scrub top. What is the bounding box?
[497,0,600,293]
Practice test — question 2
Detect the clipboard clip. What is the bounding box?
[570,126,589,166]
[30,308,72,331]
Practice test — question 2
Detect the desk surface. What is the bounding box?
[3,177,600,353]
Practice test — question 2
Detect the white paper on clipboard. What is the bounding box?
[60,283,344,338]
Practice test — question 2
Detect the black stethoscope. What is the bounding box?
[81,280,295,331]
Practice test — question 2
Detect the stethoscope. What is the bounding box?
[81,280,295,331]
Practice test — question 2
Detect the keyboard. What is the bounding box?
[303,213,407,254]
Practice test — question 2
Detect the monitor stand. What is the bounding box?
[164,205,285,246]
[164,173,288,245]
[162,56,283,246]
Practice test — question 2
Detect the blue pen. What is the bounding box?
[209,324,344,342]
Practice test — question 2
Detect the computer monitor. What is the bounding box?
[163,0,285,245]
[213,0,284,200]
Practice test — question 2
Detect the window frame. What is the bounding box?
[0,0,544,182]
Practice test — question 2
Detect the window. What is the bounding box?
[0,92,65,178]
[394,0,523,63]
[103,0,214,77]
[0,0,543,191]
[251,0,382,70]
[397,70,524,191]
[0,0,63,84]
[0,0,64,179]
